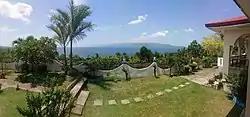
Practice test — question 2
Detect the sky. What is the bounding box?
[0,0,244,47]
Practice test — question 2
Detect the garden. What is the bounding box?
[0,0,246,116]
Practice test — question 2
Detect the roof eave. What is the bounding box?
[234,0,250,18]
[205,19,250,28]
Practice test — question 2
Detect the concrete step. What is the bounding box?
[76,91,90,105]
[71,91,90,115]
[70,80,84,98]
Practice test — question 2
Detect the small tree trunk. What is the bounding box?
[169,67,172,77]
[63,45,68,74]
[70,38,73,70]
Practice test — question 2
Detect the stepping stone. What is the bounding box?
[164,89,172,92]
[179,84,185,87]
[147,94,155,99]
[108,100,117,105]
[121,99,130,105]
[93,99,103,106]
[156,91,164,96]
[185,82,190,85]
[173,87,179,90]
[133,97,144,102]
[71,105,84,115]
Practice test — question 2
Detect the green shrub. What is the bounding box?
[226,70,248,104]
[20,63,29,73]
[202,57,213,68]
[16,73,66,87]
[183,65,191,75]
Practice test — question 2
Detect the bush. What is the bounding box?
[226,70,248,105]
[15,73,66,87]
[183,65,191,75]
[36,64,47,73]
[202,57,213,68]
[20,63,29,73]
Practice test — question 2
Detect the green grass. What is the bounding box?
[0,76,238,117]
[0,88,27,117]
[81,76,236,117]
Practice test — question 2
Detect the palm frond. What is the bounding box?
[71,5,91,33]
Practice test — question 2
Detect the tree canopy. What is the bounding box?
[187,40,204,58]
[11,36,58,72]
[202,34,223,57]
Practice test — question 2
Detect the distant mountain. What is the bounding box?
[58,43,185,57]
[0,46,10,52]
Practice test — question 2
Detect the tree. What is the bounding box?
[187,40,204,58]
[11,36,58,72]
[53,0,94,70]
[16,87,75,117]
[47,14,70,74]
[154,51,161,58]
[202,34,224,57]
[139,46,153,62]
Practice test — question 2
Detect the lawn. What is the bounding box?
[81,76,238,117]
[0,88,27,117]
[0,76,241,117]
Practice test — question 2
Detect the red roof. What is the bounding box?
[205,16,250,27]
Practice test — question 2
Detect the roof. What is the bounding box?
[205,16,250,27]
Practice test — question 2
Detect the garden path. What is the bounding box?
[181,68,219,85]
[92,82,190,106]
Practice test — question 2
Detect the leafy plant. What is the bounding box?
[202,56,213,68]
[16,87,75,117]
[226,70,248,104]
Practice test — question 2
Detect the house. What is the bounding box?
[205,0,250,116]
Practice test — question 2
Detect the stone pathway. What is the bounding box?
[172,86,179,90]
[164,89,172,92]
[156,91,164,96]
[92,82,190,106]
[93,99,103,106]
[121,99,130,105]
[181,68,218,85]
[108,100,117,105]
[147,94,154,99]
[133,97,144,102]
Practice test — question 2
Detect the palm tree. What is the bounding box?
[47,14,70,73]
[52,0,94,70]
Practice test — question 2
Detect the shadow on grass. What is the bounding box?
[15,72,66,87]
[86,76,117,90]
[226,104,243,117]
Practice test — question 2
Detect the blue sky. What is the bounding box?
[0,0,244,47]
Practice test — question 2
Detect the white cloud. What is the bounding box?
[0,0,33,23]
[0,26,17,33]
[140,30,169,38]
[150,31,169,38]
[73,0,87,5]
[128,14,148,25]
[184,28,194,32]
